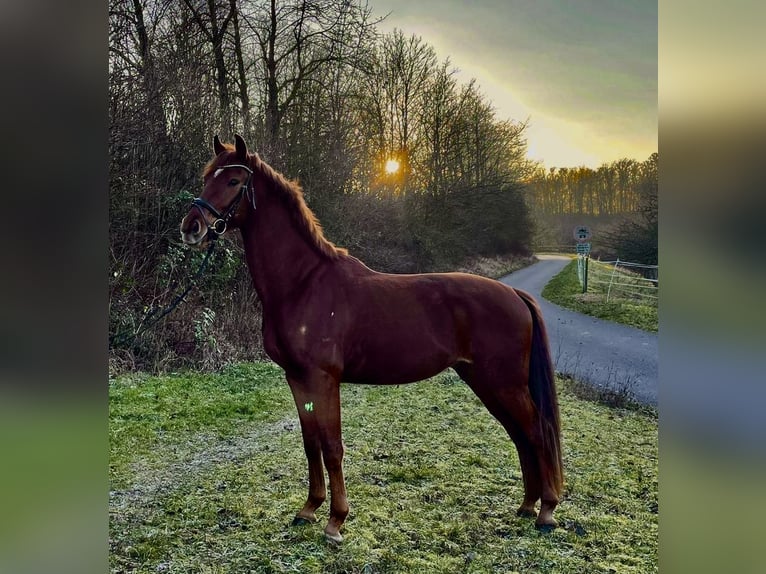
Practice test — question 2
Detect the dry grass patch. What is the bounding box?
[456,254,537,279]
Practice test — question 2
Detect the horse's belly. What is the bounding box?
[342,337,456,385]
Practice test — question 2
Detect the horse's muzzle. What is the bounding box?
[180,213,208,247]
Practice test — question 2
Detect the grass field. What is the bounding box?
[542,259,658,332]
[110,362,657,573]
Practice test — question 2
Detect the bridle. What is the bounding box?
[191,163,254,239]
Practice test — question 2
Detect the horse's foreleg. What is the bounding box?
[288,379,326,526]
[291,370,349,543]
[314,373,349,542]
[320,405,349,541]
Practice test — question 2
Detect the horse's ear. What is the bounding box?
[213,135,225,155]
[234,134,248,160]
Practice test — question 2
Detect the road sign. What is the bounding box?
[573,225,591,243]
[576,242,591,255]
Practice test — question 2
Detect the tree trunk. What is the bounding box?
[230,0,250,134]
[131,0,168,144]
[208,0,232,139]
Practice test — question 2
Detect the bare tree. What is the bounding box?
[602,153,658,264]
[181,0,236,139]
[242,0,377,159]
[230,0,251,132]
[419,60,458,195]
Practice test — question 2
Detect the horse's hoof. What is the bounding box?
[324,530,343,544]
[291,515,316,527]
[535,521,558,533]
[516,507,537,518]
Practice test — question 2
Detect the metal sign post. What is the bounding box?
[584,255,589,293]
[573,226,592,294]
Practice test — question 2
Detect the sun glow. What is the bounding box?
[384,158,400,174]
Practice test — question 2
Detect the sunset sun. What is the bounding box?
[384,158,400,174]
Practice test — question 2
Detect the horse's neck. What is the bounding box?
[241,198,324,309]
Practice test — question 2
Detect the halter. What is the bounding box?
[191,163,254,239]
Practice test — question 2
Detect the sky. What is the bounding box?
[370,0,657,168]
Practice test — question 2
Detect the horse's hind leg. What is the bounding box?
[504,389,560,530]
[514,436,543,518]
[453,362,542,519]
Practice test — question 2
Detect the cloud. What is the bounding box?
[373,0,657,166]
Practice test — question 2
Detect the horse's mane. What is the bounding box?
[204,146,346,260]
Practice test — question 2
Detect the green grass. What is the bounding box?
[543,259,658,332]
[109,362,293,486]
[110,362,657,573]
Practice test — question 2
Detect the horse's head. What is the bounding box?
[180,134,254,247]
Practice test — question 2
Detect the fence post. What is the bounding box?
[606,258,620,302]
[583,256,589,293]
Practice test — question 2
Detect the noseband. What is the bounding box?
[192,164,254,239]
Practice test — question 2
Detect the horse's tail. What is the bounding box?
[515,288,564,497]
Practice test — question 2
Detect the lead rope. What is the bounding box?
[108,240,216,349]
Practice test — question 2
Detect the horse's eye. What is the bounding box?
[228,178,238,186]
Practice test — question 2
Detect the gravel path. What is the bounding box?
[499,255,658,406]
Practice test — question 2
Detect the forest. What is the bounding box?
[527,154,658,264]
[109,0,657,371]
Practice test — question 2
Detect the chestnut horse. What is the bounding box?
[180,135,563,542]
